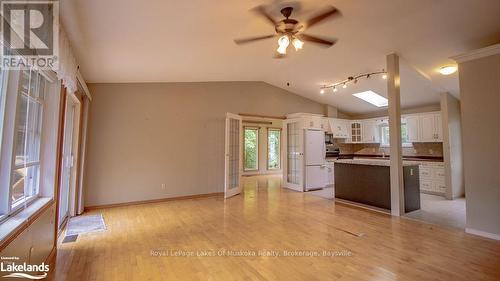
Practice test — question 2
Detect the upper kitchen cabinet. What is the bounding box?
[405,115,420,142]
[419,112,443,142]
[362,120,380,143]
[329,119,350,139]
[350,121,362,143]
[286,113,325,130]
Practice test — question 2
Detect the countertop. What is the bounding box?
[332,158,422,167]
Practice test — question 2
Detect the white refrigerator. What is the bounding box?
[304,129,328,191]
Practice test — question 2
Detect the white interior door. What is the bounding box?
[284,119,304,191]
[224,113,242,198]
[58,102,75,228]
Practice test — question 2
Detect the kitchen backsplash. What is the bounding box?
[332,140,443,157]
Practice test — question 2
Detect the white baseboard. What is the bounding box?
[465,228,500,241]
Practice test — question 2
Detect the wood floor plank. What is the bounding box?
[47,175,500,280]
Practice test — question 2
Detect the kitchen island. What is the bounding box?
[334,159,421,213]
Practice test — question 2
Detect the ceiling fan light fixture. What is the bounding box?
[292,38,304,51]
[277,35,290,54]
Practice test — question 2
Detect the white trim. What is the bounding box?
[77,71,92,101]
[465,228,500,241]
[451,44,500,63]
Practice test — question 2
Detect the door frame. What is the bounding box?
[57,93,81,229]
[224,113,243,198]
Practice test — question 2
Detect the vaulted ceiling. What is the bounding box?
[61,0,500,114]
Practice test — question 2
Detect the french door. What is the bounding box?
[58,100,76,228]
[283,119,304,191]
[224,113,242,198]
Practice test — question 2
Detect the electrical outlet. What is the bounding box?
[429,149,434,155]
[161,184,166,190]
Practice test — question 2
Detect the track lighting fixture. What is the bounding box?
[319,69,387,94]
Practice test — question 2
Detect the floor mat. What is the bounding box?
[62,234,78,243]
[65,214,106,236]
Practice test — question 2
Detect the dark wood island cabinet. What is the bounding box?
[334,159,421,213]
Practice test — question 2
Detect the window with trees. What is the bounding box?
[380,123,411,147]
[244,127,259,171]
[267,128,281,170]
[1,68,51,222]
[10,70,45,209]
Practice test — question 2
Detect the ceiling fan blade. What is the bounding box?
[304,6,341,29]
[234,35,276,45]
[298,34,337,47]
[252,5,278,26]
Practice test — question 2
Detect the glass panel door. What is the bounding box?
[285,120,303,191]
[224,113,242,198]
[59,103,75,228]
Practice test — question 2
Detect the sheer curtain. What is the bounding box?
[54,26,78,95]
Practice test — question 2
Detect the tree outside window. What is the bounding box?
[267,129,281,170]
[244,127,259,171]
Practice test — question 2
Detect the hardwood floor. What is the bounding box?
[48,175,500,280]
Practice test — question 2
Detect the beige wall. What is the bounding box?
[85,82,325,207]
[458,52,500,237]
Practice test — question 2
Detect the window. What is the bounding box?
[267,128,281,170]
[380,123,411,147]
[244,127,259,171]
[10,70,45,209]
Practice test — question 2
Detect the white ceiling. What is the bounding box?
[60,0,500,114]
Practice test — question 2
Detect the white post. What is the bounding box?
[387,53,405,216]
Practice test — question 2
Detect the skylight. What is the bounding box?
[353,91,388,107]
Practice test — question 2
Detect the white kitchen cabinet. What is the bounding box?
[419,162,446,195]
[406,115,420,142]
[330,119,350,139]
[362,120,380,143]
[419,113,442,142]
[303,116,323,129]
[350,121,362,143]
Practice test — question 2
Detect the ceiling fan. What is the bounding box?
[234,5,341,58]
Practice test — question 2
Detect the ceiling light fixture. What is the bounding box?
[277,35,290,55]
[292,38,304,51]
[439,65,457,75]
[320,69,387,94]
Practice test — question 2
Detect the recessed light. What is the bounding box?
[439,66,457,75]
[353,91,388,107]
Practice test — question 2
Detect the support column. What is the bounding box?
[387,53,405,216]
